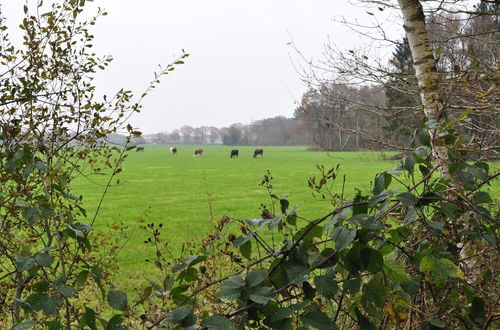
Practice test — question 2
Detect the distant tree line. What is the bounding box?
[145,116,314,146]
[143,85,393,150]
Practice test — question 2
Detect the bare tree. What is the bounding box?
[294,0,498,164]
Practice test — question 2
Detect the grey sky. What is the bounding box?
[3,1,401,134]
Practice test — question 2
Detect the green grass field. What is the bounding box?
[71,145,498,279]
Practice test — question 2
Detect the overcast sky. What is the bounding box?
[2,0,402,134]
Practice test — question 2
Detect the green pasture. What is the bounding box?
[71,145,498,279]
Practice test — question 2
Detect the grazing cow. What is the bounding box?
[136,146,145,152]
[193,149,203,157]
[253,148,263,158]
[230,149,239,158]
[170,147,177,154]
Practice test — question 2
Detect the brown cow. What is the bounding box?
[193,149,203,157]
[253,148,263,158]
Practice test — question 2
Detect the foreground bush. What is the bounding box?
[132,140,498,329]
[0,1,186,328]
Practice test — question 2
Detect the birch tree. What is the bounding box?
[397,0,453,179]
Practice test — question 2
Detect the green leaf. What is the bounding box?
[249,286,275,304]
[343,278,361,294]
[466,166,489,183]
[396,192,417,205]
[315,248,337,269]
[41,295,60,316]
[302,309,333,329]
[33,281,50,293]
[67,224,84,238]
[468,296,486,325]
[22,207,39,225]
[105,314,126,330]
[291,299,312,311]
[286,265,310,285]
[302,281,316,300]
[331,226,356,252]
[401,276,420,298]
[419,129,431,146]
[428,319,445,328]
[368,190,392,207]
[314,275,339,299]
[171,263,185,273]
[25,293,48,312]
[44,320,62,330]
[350,214,384,231]
[239,240,252,259]
[233,233,252,248]
[15,199,30,208]
[269,263,287,289]
[170,285,189,303]
[16,256,36,272]
[354,308,376,330]
[286,213,297,226]
[419,256,453,283]
[169,305,192,323]
[403,155,415,172]
[324,207,351,232]
[185,255,207,267]
[383,259,409,283]
[76,270,89,287]
[425,120,439,129]
[415,146,430,158]
[35,161,48,171]
[417,192,441,207]
[202,316,237,330]
[13,320,35,330]
[419,164,430,177]
[439,258,464,279]
[403,207,418,225]
[268,307,293,322]
[353,193,369,215]
[437,202,462,219]
[362,279,389,312]
[473,192,492,204]
[246,269,267,288]
[72,222,94,232]
[57,285,76,298]
[35,253,53,267]
[474,162,489,172]
[107,289,128,311]
[360,248,384,273]
[220,275,245,301]
[427,221,444,231]
[81,307,98,330]
[280,198,290,213]
[374,172,391,195]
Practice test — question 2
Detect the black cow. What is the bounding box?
[230,149,239,158]
[253,148,263,158]
[136,146,145,152]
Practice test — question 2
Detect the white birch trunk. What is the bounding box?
[397,0,452,180]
